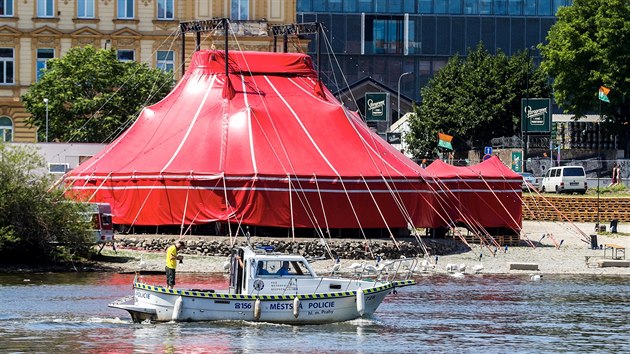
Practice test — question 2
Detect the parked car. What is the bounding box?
[540,166,588,195]
[519,172,539,191]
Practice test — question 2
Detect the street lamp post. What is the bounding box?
[397,71,412,122]
[523,47,533,172]
[43,98,49,143]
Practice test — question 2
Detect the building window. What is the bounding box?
[418,61,431,76]
[464,0,477,14]
[156,50,174,72]
[37,0,54,17]
[157,0,173,19]
[448,0,462,14]
[117,0,134,19]
[117,49,135,62]
[78,0,95,18]
[479,0,492,14]
[495,0,508,14]
[366,16,404,55]
[36,48,55,81]
[0,48,14,85]
[524,0,536,15]
[0,0,14,16]
[357,0,372,12]
[327,0,341,11]
[0,116,12,142]
[230,0,248,20]
[434,1,447,14]
[538,0,552,15]
[419,0,432,13]
[509,0,523,15]
[48,163,69,174]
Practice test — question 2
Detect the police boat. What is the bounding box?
[109,246,415,324]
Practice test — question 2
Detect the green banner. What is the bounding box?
[365,92,389,122]
[511,151,523,173]
[386,132,402,144]
[521,98,551,133]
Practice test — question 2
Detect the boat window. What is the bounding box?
[264,260,312,276]
[255,260,271,276]
[291,261,312,276]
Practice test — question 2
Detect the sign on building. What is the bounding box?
[521,98,551,133]
[386,132,402,144]
[511,151,523,173]
[365,92,390,122]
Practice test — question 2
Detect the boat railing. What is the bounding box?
[353,258,418,285]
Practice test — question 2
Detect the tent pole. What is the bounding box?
[288,174,295,242]
[273,35,277,52]
[180,28,186,74]
[224,18,229,76]
[316,23,321,81]
[196,32,201,51]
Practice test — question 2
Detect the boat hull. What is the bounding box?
[110,280,414,324]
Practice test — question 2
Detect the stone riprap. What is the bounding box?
[116,237,470,260]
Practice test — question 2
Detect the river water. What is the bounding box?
[0,272,628,353]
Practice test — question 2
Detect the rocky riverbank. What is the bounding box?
[4,221,629,276]
[115,236,469,260]
[87,220,630,276]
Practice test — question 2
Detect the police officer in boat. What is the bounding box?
[165,241,185,289]
[277,261,290,276]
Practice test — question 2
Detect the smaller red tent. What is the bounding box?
[425,156,521,230]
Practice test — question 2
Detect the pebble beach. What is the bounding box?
[97,220,630,277]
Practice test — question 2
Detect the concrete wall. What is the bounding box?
[7,142,105,175]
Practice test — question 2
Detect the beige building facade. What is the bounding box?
[0,0,297,143]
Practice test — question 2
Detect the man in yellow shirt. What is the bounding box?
[165,241,185,289]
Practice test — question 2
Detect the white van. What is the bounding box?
[540,166,588,194]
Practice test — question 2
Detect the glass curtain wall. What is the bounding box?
[297,0,571,102]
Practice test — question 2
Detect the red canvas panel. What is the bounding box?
[66,50,436,228]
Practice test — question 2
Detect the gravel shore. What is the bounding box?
[96,220,630,277]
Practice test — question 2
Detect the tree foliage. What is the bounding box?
[0,142,93,264]
[407,44,549,159]
[22,46,174,143]
[540,0,630,153]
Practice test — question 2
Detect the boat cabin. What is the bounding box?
[229,246,319,295]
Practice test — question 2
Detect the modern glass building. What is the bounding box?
[297,0,573,113]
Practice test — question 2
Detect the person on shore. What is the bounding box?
[614,164,622,185]
[610,163,618,186]
[165,241,185,289]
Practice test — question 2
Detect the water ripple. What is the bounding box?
[0,273,629,352]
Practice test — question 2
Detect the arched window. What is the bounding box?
[0,116,13,142]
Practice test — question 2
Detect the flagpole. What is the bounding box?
[597,98,601,226]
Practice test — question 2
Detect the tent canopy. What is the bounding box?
[65,50,434,228]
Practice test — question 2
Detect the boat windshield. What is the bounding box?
[255,259,312,277]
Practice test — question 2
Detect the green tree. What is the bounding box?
[540,0,630,153]
[407,44,549,159]
[22,46,174,143]
[0,142,93,264]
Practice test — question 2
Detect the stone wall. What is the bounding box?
[116,237,470,260]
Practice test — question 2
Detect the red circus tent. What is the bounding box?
[424,156,522,230]
[64,50,438,229]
